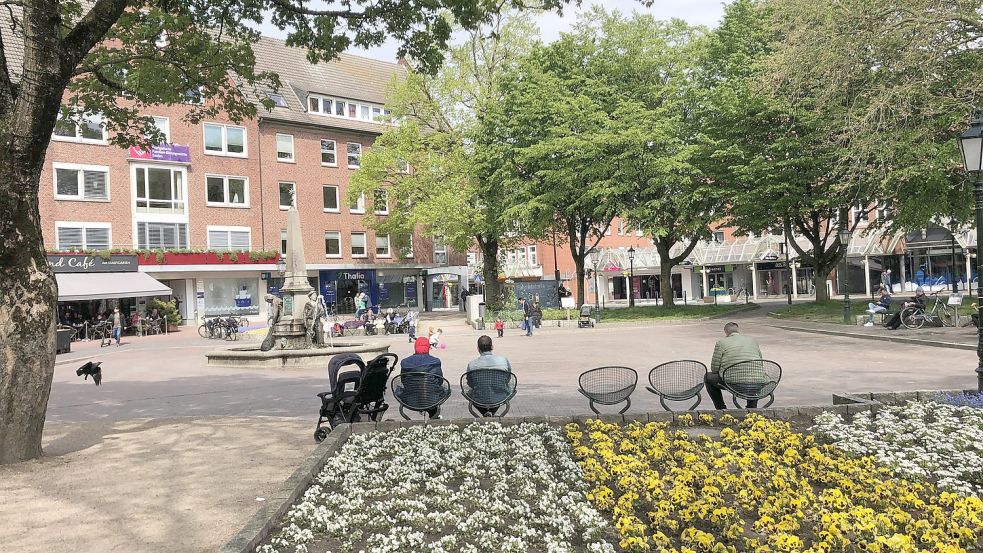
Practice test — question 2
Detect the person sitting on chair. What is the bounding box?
[705,322,765,409]
[465,335,513,416]
[883,286,928,330]
[398,337,444,418]
[864,286,892,327]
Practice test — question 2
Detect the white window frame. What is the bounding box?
[324,231,342,258]
[207,225,252,251]
[373,190,389,215]
[349,192,365,214]
[399,235,414,259]
[713,231,725,243]
[132,164,187,216]
[322,185,340,213]
[876,201,890,221]
[52,113,108,144]
[347,142,362,168]
[134,221,189,249]
[350,232,368,258]
[147,116,170,144]
[55,221,112,250]
[434,237,447,265]
[52,162,111,202]
[267,94,287,108]
[202,122,247,158]
[205,174,250,208]
[320,139,337,166]
[375,234,391,258]
[851,202,868,225]
[278,182,296,210]
[276,133,295,163]
[280,229,288,257]
[528,245,538,265]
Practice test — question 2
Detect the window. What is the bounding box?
[399,235,414,259]
[53,163,110,201]
[276,133,294,162]
[528,245,538,265]
[278,182,295,209]
[322,185,339,212]
[434,237,447,265]
[182,86,204,105]
[605,225,612,236]
[52,113,107,144]
[373,190,388,214]
[136,221,188,249]
[636,229,644,237]
[372,107,383,121]
[876,201,891,221]
[347,143,362,168]
[207,226,251,251]
[55,222,111,250]
[134,166,185,214]
[147,116,170,144]
[267,94,287,108]
[376,235,391,257]
[617,220,624,235]
[349,192,365,213]
[851,202,868,224]
[320,139,337,165]
[351,232,367,257]
[324,231,341,257]
[308,95,331,114]
[203,123,246,157]
[206,175,248,207]
[280,230,288,257]
[335,100,346,116]
[713,231,725,243]
[396,159,409,174]
[360,105,371,120]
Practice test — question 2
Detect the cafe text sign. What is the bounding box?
[46,254,138,273]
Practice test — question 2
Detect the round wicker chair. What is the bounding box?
[719,359,782,409]
[577,366,637,414]
[390,372,452,420]
[460,369,518,418]
[645,360,707,411]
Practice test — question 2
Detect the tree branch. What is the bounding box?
[59,0,129,77]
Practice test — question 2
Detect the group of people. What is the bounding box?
[865,285,930,330]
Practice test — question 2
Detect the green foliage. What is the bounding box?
[769,300,882,325]
[150,298,181,327]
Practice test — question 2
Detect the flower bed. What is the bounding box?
[258,423,616,553]
[814,401,983,496]
[567,414,983,552]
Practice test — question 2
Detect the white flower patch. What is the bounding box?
[257,423,615,553]
[813,402,983,496]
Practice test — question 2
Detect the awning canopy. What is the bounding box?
[56,272,172,302]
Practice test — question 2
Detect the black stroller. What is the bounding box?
[314,352,398,443]
[578,305,595,328]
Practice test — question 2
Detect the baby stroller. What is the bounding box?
[578,305,595,328]
[401,310,419,341]
[314,352,398,443]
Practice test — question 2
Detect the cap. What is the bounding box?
[414,337,430,354]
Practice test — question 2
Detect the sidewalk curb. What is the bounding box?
[770,323,976,351]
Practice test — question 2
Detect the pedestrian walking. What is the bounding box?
[519,297,533,337]
[494,317,505,338]
[111,306,123,347]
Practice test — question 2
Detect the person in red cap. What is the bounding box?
[398,337,444,418]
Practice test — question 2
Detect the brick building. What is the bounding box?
[43,36,466,325]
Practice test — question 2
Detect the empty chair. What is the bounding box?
[461,369,518,418]
[391,372,452,420]
[646,360,707,411]
[578,366,637,414]
[719,359,782,409]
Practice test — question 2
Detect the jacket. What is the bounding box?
[710,333,763,375]
[876,294,892,309]
[399,353,443,376]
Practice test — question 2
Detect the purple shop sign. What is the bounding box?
[128,144,191,163]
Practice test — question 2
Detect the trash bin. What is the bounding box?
[478,302,486,320]
[56,328,72,354]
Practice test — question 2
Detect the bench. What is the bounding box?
[856,312,892,326]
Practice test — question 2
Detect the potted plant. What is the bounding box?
[150,298,182,331]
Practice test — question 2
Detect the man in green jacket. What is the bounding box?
[706,322,766,409]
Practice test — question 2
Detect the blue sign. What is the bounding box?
[320,280,337,303]
[319,269,377,306]
[405,281,417,301]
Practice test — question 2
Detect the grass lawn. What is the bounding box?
[539,303,753,322]
[770,297,976,325]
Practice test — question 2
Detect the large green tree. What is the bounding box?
[349,13,539,308]
[0,0,567,464]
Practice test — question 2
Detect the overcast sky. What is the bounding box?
[257,0,731,62]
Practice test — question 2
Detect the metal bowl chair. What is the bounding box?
[578,366,637,415]
[645,360,707,411]
[460,369,518,418]
[719,359,782,409]
[390,372,452,420]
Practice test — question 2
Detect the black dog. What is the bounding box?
[76,361,102,386]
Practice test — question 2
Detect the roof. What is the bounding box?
[244,35,407,134]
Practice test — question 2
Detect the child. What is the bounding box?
[429,327,443,350]
[494,317,504,338]
[407,312,417,342]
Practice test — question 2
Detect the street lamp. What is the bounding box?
[627,246,636,308]
[275,256,287,294]
[958,112,983,391]
[838,224,852,324]
[783,233,793,307]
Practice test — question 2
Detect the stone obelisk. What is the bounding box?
[273,205,314,349]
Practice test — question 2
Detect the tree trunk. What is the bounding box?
[479,238,501,309]
[813,260,830,302]
[0,162,58,464]
[660,262,675,307]
[574,256,586,307]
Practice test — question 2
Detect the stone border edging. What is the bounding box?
[471,303,761,330]
[769,322,976,351]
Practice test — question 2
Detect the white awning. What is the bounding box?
[56,272,172,302]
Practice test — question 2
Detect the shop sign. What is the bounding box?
[339,271,369,281]
[702,265,730,274]
[260,272,271,281]
[756,261,789,271]
[46,254,138,273]
[128,144,191,163]
[405,280,417,301]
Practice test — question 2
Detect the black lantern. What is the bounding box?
[627,246,636,308]
[958,112,983,391]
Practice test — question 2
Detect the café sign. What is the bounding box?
[47,254,138,273]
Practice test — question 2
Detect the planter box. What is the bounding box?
[137,252,279,265]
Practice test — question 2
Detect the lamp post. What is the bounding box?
[958,112,983,391]
[627,246,636,308]
[275,256,287,295]
[782,234,793,307]
[838,224,852,324]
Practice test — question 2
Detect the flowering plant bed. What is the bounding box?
[258,423,616,553]
[814,400,983,497]
[567,414,983,552]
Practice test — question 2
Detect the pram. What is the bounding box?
[578,305,595,328]
[314,352,398,443]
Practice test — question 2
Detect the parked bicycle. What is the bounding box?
[198,316,226,339]
[901,291,955,329]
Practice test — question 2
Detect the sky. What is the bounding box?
[257,0,731,63]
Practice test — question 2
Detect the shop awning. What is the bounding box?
[56,272,172,302]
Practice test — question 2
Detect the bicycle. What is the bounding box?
[900,291,955,329]
[198,316,224,339]
[729,288,751,302]
[222,317,239,340]
[229,313,250,330]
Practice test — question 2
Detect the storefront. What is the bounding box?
[754,261,792,297]
[318,269,421,312]
[200,276,261,316]
[427,272,461,310]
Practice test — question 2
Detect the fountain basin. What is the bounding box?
[206,342,391,369]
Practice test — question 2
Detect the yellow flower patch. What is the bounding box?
[565,415,983,552]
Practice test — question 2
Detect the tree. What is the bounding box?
[0,0,567,464]
[349,13,539,309]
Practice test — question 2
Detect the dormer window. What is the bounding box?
[267,94,287,108]
[306,93,387,123]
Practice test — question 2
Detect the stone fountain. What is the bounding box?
[205,206,389,369]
